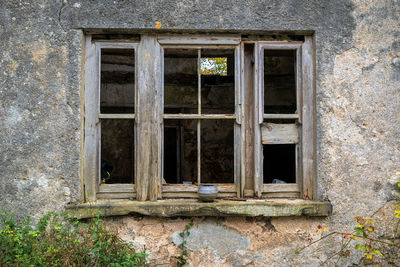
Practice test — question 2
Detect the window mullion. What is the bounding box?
[197,49,201,185]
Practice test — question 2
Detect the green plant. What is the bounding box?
[200,57,228,76]
[0,210,148,267]
[296,184,400,266]
[176,220,194,267]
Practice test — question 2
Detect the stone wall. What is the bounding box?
[1,0,400,266]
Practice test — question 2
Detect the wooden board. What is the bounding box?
[97,192,136,199]
[243,43,255,195]
[158,34,241,45]
[162,184,236,193]
[253,42,262,197]
[301,36,316,200]
[136,35,163,201]
[83,35,99,202]
[261,123,299,144]
[261,192,300,198]
[163,114,236,119]
[99,114,135,119]
[263,183,299,193]
[162,184,236,198]
[99,183,136,193]
[263,114,299,119]
[162,192,236,198]
[235,45,243,197]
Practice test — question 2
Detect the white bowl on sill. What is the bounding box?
[197,185,218,202]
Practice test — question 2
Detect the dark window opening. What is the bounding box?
[100,48,135,114]
[101,119,134,184]
[164,120,197,184]
[264,49,296,114]
[263,144,296,184]
[164,48,198,114]
[163,119,234,184]
[201,120,234,183]
[164,126,179,183]
[163,48,235,185]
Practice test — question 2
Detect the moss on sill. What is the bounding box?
[66,199,332,218]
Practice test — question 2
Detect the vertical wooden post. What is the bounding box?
[237,44,244,197]
[197,49,201,185]
[136,35,162,201]
[254,43,262,198]
[83,35,100,202]
[302,36,316,200]
[243,43,255,197]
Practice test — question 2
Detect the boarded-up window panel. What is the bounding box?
[261,123,298,144]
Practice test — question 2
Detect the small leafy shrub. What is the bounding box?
[296,183,400,266]
[0,210,148,267]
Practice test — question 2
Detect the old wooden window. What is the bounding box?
[83,39,138,201]
[83,34,315,202]
[254,37,315,199]
[161,41,241,198]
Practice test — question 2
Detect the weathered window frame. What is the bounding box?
[83,34,316,202]
[254,36,316,199]
[159,35,243,198]
[83,36,139,201]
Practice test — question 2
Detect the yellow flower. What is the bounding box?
[365,253,373,260]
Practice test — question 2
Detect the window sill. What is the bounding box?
[66,199,332,218]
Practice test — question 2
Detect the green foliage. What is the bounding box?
[296,210,400,265]
[200,57,227,76]
[176,220,194,267]
[0,210,148,267]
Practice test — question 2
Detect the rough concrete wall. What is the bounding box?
[0,1,82,220]
[1,0,400,266]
